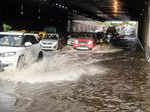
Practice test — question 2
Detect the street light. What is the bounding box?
[113,0,119,16]
[20,0,24,15]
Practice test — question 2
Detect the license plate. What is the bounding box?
[77,47,89,50]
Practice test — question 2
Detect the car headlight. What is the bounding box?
[39,41,42,44]
[39,41,43,46]
[74,40,79,44]
[107,34,112,38]
[88,40,93,44]
[0,52,16,57]
[53,42,58,45]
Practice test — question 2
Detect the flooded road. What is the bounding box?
[0,80,16,112]
[0,36,150,112]
[0,92,15,112]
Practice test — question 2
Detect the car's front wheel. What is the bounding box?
[17,56,26,70]
[37,51,43,62]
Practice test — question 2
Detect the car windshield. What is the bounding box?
[78,33,94,39]
[0,35,23,47]
[43,34,59,40]
[71,33,94,39]
[70,33,80,38]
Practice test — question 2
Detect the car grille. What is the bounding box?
[43,46,52,48]
[42,42,53,45]
[79,41,88,44]
[79,45,88,47]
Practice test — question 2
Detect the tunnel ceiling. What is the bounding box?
[0,0,148,23]
[65,0,147,20]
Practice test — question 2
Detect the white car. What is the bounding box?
[0,32,43,71]
[40,33,61,50]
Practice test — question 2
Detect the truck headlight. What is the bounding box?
[1,52,16,57]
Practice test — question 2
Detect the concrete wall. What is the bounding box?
[144,0,150,62]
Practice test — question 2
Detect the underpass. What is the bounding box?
[0,0,150,112]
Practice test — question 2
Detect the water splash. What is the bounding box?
[0,52,108,83]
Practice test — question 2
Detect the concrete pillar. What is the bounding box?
[67,19,72,32]
[144,0,150,62]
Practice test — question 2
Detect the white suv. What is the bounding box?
[0,32,43,71]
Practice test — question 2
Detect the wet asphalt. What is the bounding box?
[1,35,150,112]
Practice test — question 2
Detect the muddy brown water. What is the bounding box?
[0,92,15,112]
[0,80,16,112]
[13,51,150,112]
[1,37,150,112]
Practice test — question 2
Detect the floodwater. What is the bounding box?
[0,92,15,112]
[0,80,16,112]
[0,36,150,112]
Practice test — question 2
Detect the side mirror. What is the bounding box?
[25,42,32,47]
